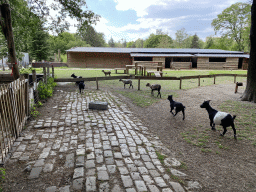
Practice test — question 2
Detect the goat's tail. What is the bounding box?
[232,115,236,120]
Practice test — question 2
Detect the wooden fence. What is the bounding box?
[54,73,247,90]
[0,77,29,163]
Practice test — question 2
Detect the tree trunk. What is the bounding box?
[0,4,19,80]
[241,0,256,102]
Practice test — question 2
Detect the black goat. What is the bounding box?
[78,81,85,93]
[167,95,186,120]
[200,100,237,139]
[146,83,161,98]
[119,79,133,89]
[71,73,83,85]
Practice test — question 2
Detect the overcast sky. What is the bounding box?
[70,0,251,43]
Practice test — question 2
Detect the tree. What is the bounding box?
[212,2,251,51]
[174,28,188,48]
[144,33,173,48]
[78,25,106,47]
[157,35,173,48]
[108,37,115,47]
[0,0,99,79]
[29,22,50,61]
[190,34,200,48]
[135,38,143,48]
[242,0,256,102]
[126,41,136,48]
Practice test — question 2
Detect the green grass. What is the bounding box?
[220,100,256,144]
[155,151,166,165]
[181,99,256,155]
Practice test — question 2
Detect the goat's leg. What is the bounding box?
[182,108,185,120]
[231,123,237,139]
[157,91,161,98]
[220,126,227,137]
[170,105,175,115]
[124,84,125,89]
[210,120,216,130]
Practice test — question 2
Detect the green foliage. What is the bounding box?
[78,25,106,47]
[144,33,173,48]
[191,34,200,48]
[126,41,136,48]
[38,77,57,100]
[49,32,89,55]
[0,167,5,191]
[19,67,34,74]
[29,22,50,61]
[174,28,189,48]
[108,37,115,47]
[211,2,251,51]
[60,54,67,63]
[28,0,100,35]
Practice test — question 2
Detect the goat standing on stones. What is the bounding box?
[167,95,185,120]
[78,81,85,94]
[146,83,161,98]
[71,73,83,85]
[102,70,111,76]
[200,100,237,139]
[119,79,133,89]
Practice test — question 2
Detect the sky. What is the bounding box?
[68,0,250,43]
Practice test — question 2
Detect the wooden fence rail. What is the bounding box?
[54,74,247,90]
[0,77,29,163]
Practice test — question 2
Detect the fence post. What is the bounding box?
[47,66,50,77]
[214,75,216,84]
[138,77,140,90]
[198,75,200,87]
[32,70,39,104]
[180,77,182,89]
[234,74,237,83]
[23,74,30,116]
[96,77,99,90]
[43,67,47,84]
[52,65,54,78]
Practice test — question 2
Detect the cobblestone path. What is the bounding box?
[5,90,201,192]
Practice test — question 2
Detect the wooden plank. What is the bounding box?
[0,74,14,82]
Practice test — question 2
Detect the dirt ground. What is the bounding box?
[3,82,256,192]
[111,83,256,192]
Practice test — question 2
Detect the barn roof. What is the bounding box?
[66,47,245,55]
[130,53,193,57]
[194,54,250,58]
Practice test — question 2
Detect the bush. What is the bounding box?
[38,77,57,100]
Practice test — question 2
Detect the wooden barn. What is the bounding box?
[66,47,249,70]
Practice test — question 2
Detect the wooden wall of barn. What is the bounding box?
[67,52,132,68]
[153,57,165,68]
[197,57,239,70]
[171,62,191,69]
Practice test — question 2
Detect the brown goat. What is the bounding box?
[102,70,111,76]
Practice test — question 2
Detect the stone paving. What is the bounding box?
[7,89,201,191]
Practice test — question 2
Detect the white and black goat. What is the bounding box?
[71,73,83,85]
[200,100,237,139]
[146,83,161,98]
[119,79,133,89]
[167,95,185,120]
[102,70,111,76]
